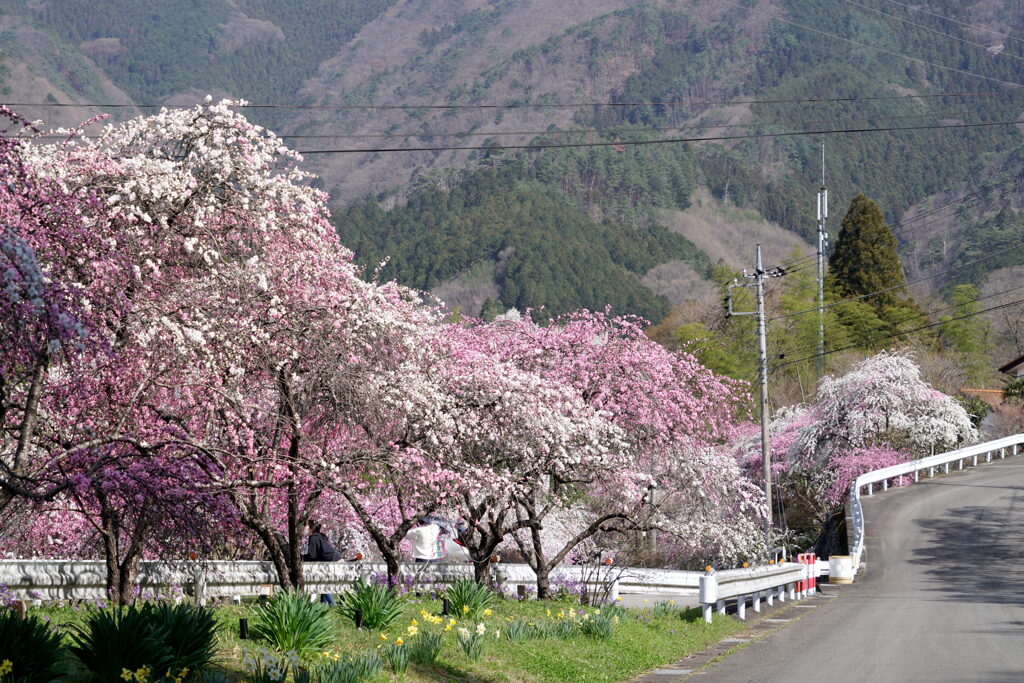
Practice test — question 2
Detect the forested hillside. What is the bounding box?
[4,0,1024,390]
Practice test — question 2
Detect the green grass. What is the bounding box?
[30,596,744,682]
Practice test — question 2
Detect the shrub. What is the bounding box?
[315,651,383,683]
[445,579,496,620]
[250,591,335,660]
[336,580,405,631]
[0,610,68,683]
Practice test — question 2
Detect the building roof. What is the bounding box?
[999,354,1024,375]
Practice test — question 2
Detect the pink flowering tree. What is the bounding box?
[8,100,445,593]
[462,309,761,595]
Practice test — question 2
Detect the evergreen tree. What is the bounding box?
[829,194,934,346]
[830,194,905,308]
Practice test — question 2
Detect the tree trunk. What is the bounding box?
[535,564,552,600]
[383,551,400,589]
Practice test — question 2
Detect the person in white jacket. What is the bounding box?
[407,519,441,563]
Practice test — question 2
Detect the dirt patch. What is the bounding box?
[662,190,812,270]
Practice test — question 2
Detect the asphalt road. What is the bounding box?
[694,459,1024,682]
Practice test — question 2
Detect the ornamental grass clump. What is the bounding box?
[336,580,405,631]
[69,603,215,681]
[0,610,68,683]
[577,610,615,640]
[408,630,443,665]
[651,600,680,618]
[250,591,335,660]
[315,651,383,683]
[445,578,496,620]
[504,619,532,643]
[456,623,488,661]
[381,639,410,675]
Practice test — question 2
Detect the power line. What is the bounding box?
[880,0,1024,46]
[718,0,1024,89]
[770,176,1019,273]
[292,118,1024,155]
[18,107,1010,142]
[772,294,1024,370]
[891,177,1019,237]
[3,90,1020,112]
[775,281,1024,361]
[841,0,1024,63]
[770,240,1024,322]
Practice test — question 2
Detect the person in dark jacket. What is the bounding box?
[303,520,340,605]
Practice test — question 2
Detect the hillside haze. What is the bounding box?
[3,0,1024,325]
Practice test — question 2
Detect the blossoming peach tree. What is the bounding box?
[731,351,977,549]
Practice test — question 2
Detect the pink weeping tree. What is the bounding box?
[455,309,762,596]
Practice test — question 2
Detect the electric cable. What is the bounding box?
[770,240,1024,321]
[3,90,1020,112]
[880,0,1024,46]
[774,281,1024,360]
[717,0,1024,89]
[288,118,1024,155]
[771,294,1024,370]
[841,0,1024,63]
[18,105,1012,141]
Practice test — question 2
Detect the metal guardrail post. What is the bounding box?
[699,572,718,624]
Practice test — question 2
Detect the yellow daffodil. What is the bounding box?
[380,633,388,641]
[120,670,133,682]
[410,618,418,626]
[594,609,601,615]
[407,625,419,636]
[0,661,12,677]
[483,608,492,616]
[462,605,470,614]
[395,638,404,646]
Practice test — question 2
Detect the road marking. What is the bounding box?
[651,669,693,675]
[765,618,790,622]
[720,638,749,643]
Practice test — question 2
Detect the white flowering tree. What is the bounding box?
[732,351,977,547]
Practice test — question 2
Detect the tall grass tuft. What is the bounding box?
[250,591,335,660]
[336,580,406,631]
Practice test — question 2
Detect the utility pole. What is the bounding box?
[728,244,784,530]
[816,142,828,377]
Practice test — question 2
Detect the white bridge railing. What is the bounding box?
[848,433,1024,579]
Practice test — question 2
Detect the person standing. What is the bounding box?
[407,519,441,563]
[303,520,341,605]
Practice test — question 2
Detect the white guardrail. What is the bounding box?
[0,557,818,623]
[0,560,717,603]
[698,562,816,624]
[848,433,1024,579]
